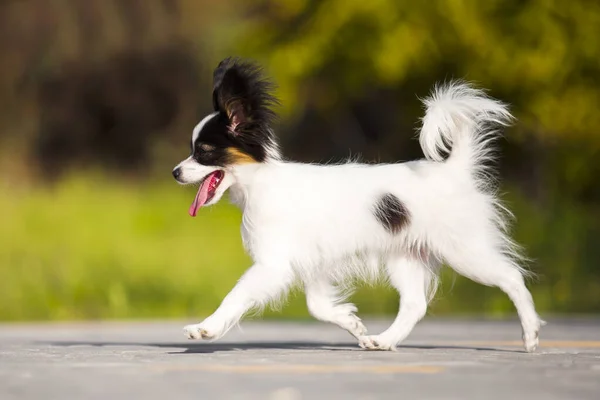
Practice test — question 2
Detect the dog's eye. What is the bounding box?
[200,144,215,152]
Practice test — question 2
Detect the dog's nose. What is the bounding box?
[172,167,182,180]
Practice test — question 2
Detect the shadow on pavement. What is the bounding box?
[39,341,524,354]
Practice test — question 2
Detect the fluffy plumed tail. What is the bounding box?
[419,81,513,180]
[420,81,533,277]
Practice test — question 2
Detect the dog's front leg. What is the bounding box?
[183,260,294,340]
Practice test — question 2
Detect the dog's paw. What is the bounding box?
[183,323,215,340]
[327,303,367,339]
[183,318,227,340]
[358,335,397,351]
[183,316,230,341]
[338,314,368,339]
[523,329,540,353]
[522,318,544,353]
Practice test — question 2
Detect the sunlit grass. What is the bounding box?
[0,173,594,321]
[0,174,253,321]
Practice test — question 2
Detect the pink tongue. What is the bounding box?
[189,172,216,217]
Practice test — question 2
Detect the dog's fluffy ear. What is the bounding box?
[212,57,279,134]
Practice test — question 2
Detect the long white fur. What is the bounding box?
[178,81,543,352]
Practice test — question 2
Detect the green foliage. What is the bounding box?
[237,0,600,142]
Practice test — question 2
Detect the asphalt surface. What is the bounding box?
[1,318,599,400]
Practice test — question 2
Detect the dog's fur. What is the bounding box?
[173,57,543,352]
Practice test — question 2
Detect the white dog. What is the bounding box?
[172,57,543,352]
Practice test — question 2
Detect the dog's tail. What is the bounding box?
[419,81,513,183]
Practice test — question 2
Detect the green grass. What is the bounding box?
[0,174,253,320]
[0,173,597,321]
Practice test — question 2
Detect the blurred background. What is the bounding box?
[1,0,599,322]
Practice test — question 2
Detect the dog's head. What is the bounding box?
[172,57,280,216]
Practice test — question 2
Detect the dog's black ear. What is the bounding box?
[212,57,278,134]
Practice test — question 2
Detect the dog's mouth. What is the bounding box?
[189,170,225,217]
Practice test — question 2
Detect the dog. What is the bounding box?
[172,57,543,352]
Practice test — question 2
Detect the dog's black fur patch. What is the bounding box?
[189,58,280,166]
[212,57,279,130]
[192,58,280,167]
[373,193,410,234]
[191,113,235,166]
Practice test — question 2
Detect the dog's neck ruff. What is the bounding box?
[227,159,279,208]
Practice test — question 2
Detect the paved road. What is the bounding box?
[1,318,599,399]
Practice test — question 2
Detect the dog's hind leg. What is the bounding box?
[359,254,437,351]
[443,244,542,352]
[305,278,367,339]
